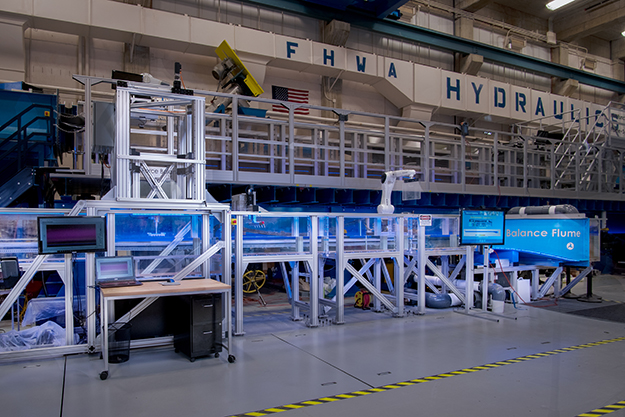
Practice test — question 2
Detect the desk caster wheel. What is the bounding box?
[190,357,196,363]
[99,371,108,380]
[214,353,220,358]
[228,355,236,363]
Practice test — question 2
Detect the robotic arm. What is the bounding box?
[377,169,417,214]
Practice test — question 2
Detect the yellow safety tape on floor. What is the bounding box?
[227,336,625,417]
[576,400,625,416]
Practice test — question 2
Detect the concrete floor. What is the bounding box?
[1,275,625,417]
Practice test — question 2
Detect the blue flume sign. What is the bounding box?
[495,218,589,263]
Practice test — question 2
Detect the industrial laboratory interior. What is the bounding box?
[1,0,625,416]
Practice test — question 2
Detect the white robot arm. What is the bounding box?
[377,169,417,214]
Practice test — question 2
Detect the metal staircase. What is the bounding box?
[0,100,55,207]
[0,167,38,207]
[518,102,624,196]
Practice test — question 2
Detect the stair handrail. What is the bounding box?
[553,103,616,189]
[574,103,620,189]
[0,115,54,151]
[0,104,54,173]
[552,109,583,168]
[579,102,611,147]
[0,103,53,133]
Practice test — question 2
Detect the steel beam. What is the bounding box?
[426,259,466,304]
[345,263,397,312]
[560,266,593,297]
[538,266,564,299]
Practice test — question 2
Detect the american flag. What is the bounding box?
[272,86,309,115]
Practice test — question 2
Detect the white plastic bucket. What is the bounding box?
[491,299,504,314]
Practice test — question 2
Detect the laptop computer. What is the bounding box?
[95,256,143,288]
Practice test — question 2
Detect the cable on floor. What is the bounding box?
[271,333,375,389]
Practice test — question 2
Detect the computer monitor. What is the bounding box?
[95,256,135,283]
[459,209,506,246]
[38,216,107,254]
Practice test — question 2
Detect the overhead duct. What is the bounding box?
[323,20,350,47]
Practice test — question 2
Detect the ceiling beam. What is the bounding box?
[457,0,492,13]
[554,0,625,41]
[374,0,412,19]
[613,38,625,61]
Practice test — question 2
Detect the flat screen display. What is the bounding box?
[459,209,505,246]
[38,216,107,254]
[95,256,134,282]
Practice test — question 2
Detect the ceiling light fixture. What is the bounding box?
[622,30,625,37]
[546,0,577,10]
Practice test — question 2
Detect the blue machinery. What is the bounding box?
[0,83,601,359]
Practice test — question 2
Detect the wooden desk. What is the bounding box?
[99,279,232,380]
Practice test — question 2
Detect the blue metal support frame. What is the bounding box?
[240,0,625,94]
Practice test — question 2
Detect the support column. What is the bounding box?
[611,38,625,83]
[63,253,74,346]
[552,45,569,66]
[455,16,474,41]
[0,16,27,81]
[465,245,474,312]
[234,214,245,335]
[308,216,319,327]
[395,217,405,317]
[417,220,426,314]
[335,216,345,324]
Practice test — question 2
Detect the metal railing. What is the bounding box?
[0,103,54,186]
[71,76,625,201]
[197,89,625,200]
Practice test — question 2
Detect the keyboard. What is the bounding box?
[98,280,143,288]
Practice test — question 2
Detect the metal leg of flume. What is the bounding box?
[226,288,235,362]
[99,294,109,380]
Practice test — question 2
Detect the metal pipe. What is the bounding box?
[424,292,462,308]
[508,204,579,215]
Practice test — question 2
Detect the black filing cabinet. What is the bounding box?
[172,294,222,362]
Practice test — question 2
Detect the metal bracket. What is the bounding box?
[560,266,593,296]
[345,262,397,312]
[333,110,349,122]
[538,266,564,299]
